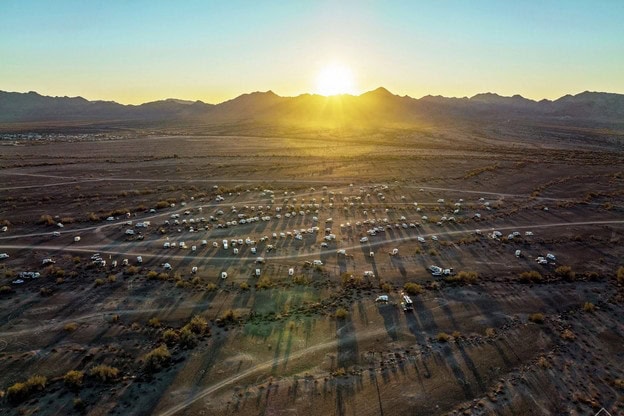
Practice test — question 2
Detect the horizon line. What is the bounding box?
[2,87,622,107]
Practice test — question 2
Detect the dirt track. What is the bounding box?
[0,129,623,416]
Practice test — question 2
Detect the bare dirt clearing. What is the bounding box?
[0,123,623,415]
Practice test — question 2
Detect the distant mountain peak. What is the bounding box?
[366,87,394,97]
[1,88,623,125]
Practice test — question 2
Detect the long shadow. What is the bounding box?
[404,310,428,346]
[413,296,439,333]
[336,315,358,370]
[456,340,487,393]
[440,345,473,399]
[377,303,400,341]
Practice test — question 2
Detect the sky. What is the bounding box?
[1,0,623,104]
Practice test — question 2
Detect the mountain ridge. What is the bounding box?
[1,88,623,126]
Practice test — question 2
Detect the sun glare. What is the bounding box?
[315,63,356,96]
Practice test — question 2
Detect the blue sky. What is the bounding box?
[1,0,622,103]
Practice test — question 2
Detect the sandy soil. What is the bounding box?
[0,123,623,415]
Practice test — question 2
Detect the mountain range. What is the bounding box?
[1,88,623,128]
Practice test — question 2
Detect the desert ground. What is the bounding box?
[0,122,623,416]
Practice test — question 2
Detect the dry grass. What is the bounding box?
[528,313,545,323]
[403,282,424,295]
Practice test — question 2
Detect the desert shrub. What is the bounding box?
[143,344,171,373]
[61,217,75,224]
[89,365,119,382]
[191,276,201,286]
[40,287,53,297]
[179,327,197,348]
[87,212,100,222]
[451,271,478,284]
[111,314,120,323]
[519,271,543,283]
[436,332,450,342]
[64,323,78,332]
[239,282,249,290]
[39,214,55,225]
[147,317,161,328]
[617,266,624,283]
[614,379,624,389]
[452,331,462,339]
[6,382,29,403]
[335,308,348,319]
[125,266,139,276]
[156,200,170,209]
[94,278,105,287]
[73,397,86,411]
[561,329,576,340]
[146,270,158,279]
[206,283,217,291]
[0,285,13,294]
[6,375,47,403]
[292,274,309,285]
[380,282,392,292]
[537,356,551,368]
[158,272,169,280]
[582,302,595,312]
[72,256,81,264]
[485,327,496,337]
[555,266,575,280]
[584,271,600,280]
[528,313,545,323]
[343,273,361,286]
[256,276,272,289]
[403,282,424,295]
[63,370,84,390]
[220,309,237,322]
[162,329,179,345]
[175,280,186,288]
[56,278,64,284]
[107,274,117,283]
[187,315,208,335]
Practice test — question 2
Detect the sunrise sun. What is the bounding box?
[315,63,356,96]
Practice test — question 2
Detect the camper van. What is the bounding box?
[402,295,413,311]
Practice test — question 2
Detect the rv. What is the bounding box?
[402,295,413,311]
